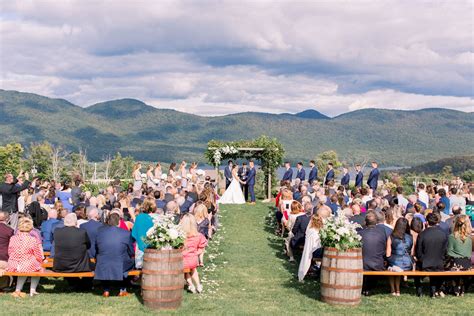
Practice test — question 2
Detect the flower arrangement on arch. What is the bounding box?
[144,214,186,250]
[211,145,238,166]
[319,216,362,251]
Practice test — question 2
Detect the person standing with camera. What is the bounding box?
[0,170,30,230]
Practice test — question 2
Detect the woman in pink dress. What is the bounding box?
[180,214,208,294]
[7,216,44,297]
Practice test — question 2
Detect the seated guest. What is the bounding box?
[79,208,103,258]
[7,217,43,297]
[416,213,448,297]
[298,213,324,281]
[349,204,365,228]
[432,209,450,236]
[447,215,472,296]
[94,213,134,297]
[386,218,413,296]
[40,209,60,252]
[359,212,387,296]
[131,203,153,269]
[0,210,14,289]
[446,205,462,234]
[53,213,92,273]
[289,204,311,259]
[285,201,305,262]
[75,205,88,226]
[180,214,208,294]
[413,203,426,224]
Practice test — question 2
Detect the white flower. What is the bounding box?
[146,227,155,237]
[169,228,179,240]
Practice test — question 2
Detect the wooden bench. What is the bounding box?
[363,270,474,276]
[3,268,191,278]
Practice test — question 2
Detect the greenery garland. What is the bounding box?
[205,135,285,188]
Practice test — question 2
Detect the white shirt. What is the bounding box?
[418,190,429,208]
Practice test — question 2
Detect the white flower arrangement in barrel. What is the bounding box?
[319,216,362,251]
[145,214,186,250]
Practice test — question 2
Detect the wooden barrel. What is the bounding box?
[142,248,184,310]
[320,247,363,306]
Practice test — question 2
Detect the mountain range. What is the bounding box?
[1,89,473,167]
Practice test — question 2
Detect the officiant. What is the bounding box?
[238,162,250,201]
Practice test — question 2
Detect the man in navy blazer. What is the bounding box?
[324,163,335,185]
[367,161,380,191]
[224,160,233,189]
[295,162,305,181]
[79,208,103,258]
[247,161,257,204]
[308,160,318,184]
[282,162,293,182]
[340,167,350,187]
[94,213,134,297]
[355,164,363,188]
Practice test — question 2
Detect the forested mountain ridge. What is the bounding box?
[1,89,473,166]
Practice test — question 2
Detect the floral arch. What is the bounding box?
[205,136,284,200]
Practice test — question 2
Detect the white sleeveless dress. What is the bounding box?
[218,175,246,204]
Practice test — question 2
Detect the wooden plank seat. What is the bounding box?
[363,270,474,276]
[3,268,191,278]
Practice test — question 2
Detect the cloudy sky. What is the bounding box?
[1,0,473,116]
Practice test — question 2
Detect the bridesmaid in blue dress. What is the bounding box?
[386,217,413,296]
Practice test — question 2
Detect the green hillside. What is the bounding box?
[1,89,473,166]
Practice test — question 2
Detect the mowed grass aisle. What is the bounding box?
[1,203,473,315]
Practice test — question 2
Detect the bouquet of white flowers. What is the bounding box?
[144,214,186,250]
[319,216,362,251]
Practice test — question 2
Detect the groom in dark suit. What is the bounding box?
[238,162,249,201]
[247,161,256,204]
[224,160,233,189]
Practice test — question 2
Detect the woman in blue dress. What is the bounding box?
[57,182,73,212]
[386,217,413,296]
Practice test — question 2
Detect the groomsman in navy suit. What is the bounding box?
[282,162,293,181]
[224,160,233,189]
[355,164,363,188]
[308,160,318,184]
[367,161,380,190]
[340,167,350,188]
[296,162,305,181]
[324,163,335,185]
[247,161,257,204]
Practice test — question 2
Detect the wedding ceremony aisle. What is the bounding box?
[1,203,472,315]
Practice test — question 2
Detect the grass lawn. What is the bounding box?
[1,202,473,315]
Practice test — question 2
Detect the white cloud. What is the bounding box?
[0,0,473,116]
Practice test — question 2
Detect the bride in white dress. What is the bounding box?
[218,164,246,204]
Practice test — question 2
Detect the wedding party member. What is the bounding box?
[7,217,43,298]
[247,161,257,205]
[94,213,134,297]
[180,214,208,294]
[386,218,413,296]
[224,160,233,189]
[132,163,142,193]
[340,167,350,188]
[238,162,249,201]
[219,164,246,205]
[447,215,472,296]
[416,213,448,298]
[367,161,380,191]
[282,162,293,181]
[308,160,318,185]
[153,163,162,180]
[296,162,305,181]
[324,163,335,186]
[355,164,363,188]
[53,214,92,273]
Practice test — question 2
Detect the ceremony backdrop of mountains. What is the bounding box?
[1,89,473,167]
